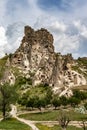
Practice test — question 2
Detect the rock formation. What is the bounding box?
[1,26,87,95]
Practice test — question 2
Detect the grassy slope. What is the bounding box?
[36,124,83,130]
[0,55,8,78]
[19,109,87,121]
[0,118,31,130]
[72,58,87,79]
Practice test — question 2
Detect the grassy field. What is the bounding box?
[0,118,31,130]
[36,124,83,130]
[0,112,2,118]
[19,109,87,121]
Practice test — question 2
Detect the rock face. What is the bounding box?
[7,26,87,94]
[11,26,55,86]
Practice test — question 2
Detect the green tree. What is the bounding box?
[52,97,61,109]
[59,96,68,107]
[35,97,47,111]
[34,96,43,111]
[0,83,18,119]
[18,84,53,110]
[26,97,35,110]
[18,93,28,106]
[73,90,87,100]
[26,96,47,111]
[45,87,53,105]
[68,97,81,107]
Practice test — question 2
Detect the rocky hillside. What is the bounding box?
[0,26,87,96]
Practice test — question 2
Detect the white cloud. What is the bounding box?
[5,22,24,54]
[54,33,80,54]
[4,37,22,54]
[0,27,7,45]
[74,20,87,38]
[0,0,7,26]
[0,26,8,57]
[0,0,87,58]
[48,21,67,32]
[0,23,23,58]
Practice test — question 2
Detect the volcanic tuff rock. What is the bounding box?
[11,26,55,85]
[1,26,87,95]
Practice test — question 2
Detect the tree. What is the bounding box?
[26,97,35,110]
[26,96,47,111]
[34,96,43,111]
[68,97,81,107]
[45,87,53,105]
[59,114,70,130]
[18,84,53,110]
[18,92,28,106]
[73,90,87,100]
[0,83,18,119]
[52,97,61,109]
[59,96,68,107]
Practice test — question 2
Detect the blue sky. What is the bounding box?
[38,0,72,11]
[0,0,87,58]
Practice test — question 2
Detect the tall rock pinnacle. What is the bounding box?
[9,26,87,94]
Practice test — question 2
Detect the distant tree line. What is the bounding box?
[0,79,87,119]
[18,84,87,110]
[18,84,52,111]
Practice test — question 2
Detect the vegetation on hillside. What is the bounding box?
[0,83,18,119]
[18,84,53,110]
[0,55,8,79]
[72,58,87,78]
[18,83,87,111]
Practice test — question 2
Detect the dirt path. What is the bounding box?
[16,109,87,129]
[15,119,87,129]
[1,105,86,130]
[10,105,39,130]
[31,121,87,128]
[16,117,39,130]
[0,116,87,129]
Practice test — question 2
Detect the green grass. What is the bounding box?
[0,111,2,118]
[72,57,87,78]
[77,58,87,68]
[11,66,21,76]
[0,118,31,130]
[19,109,87,121]
[0,55,8,78]
[36,124,83,130]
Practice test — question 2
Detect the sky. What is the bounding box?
[0,0,87,58]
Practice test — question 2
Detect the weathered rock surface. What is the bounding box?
[1,26,87,95]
